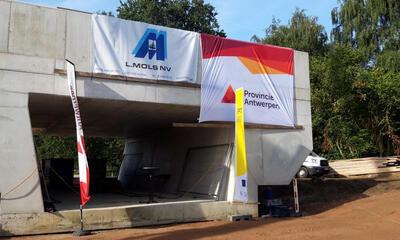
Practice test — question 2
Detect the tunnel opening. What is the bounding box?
[28,93,234,211]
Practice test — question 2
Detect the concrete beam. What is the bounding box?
[0,70,201,107]
[0,70,55,94]
[0,52,55,74]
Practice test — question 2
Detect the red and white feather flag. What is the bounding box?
[66,60,90,206]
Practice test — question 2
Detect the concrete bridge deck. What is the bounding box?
[0,1,312,235]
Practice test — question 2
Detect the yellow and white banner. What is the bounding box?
[234,88,248,202]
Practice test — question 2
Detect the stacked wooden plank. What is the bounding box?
[329,157,400,176]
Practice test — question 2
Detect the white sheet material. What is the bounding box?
[200,57,295,126]
[92,14,200,83]
[199,35,295,127]
[66,60,90,206]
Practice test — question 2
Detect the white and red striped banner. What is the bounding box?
[66,60,90,206]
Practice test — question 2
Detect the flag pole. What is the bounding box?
[66,59,91,236]
[73,204,90,236]
[80,205,83,230]
[292,177,302,217]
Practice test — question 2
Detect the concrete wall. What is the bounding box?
[0,0,312,215]
[123,128,234,199]
[0,90,44,214]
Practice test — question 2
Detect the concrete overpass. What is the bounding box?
[0,0,312,235]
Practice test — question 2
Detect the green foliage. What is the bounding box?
[252,9,328,55]
[376,50,400,72]
[34,135,125,174]
[258,5,400,159]
[311,45,376,159]
[85,137,125,166]
[34,135,76,159]
[117,0,226,36]
[331,0,400,70]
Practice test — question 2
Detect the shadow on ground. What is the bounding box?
[8,175,400,240]
[299,176,400,215]
[116,219,281,240]
[114,176,400,240]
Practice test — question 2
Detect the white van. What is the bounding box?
[296,152,330,178]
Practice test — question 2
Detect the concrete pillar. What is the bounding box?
[0,90,44,214]
[226,153,236,202]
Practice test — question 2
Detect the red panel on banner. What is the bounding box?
[201,34,294,75]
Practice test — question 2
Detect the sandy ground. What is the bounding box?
[11,187,400,240]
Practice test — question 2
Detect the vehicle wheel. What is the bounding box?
[296,167,309,178]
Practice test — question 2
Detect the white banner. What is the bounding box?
[199,34,295,127]
[92,15,200,83]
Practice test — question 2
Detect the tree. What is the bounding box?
[34,135,125,175]
[311,45,376,159]
[117,0,226,36]
[254,7,400,159]
[331,0,400,70]
[97,11,115,17]
[331,0,400,156]
[372,68,400,156]
[252,9,328,55]
[34,135,76,159]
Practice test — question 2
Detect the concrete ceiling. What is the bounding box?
[29,93,199,137]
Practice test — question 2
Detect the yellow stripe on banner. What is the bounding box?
[235,88,247,177]
[238,57,287,74]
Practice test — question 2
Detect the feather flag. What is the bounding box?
[66,60,90,206]
[234,87,248,202]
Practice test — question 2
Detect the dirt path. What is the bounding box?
[13,189,400,240]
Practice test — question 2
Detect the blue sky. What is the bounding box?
[21,0,339,41]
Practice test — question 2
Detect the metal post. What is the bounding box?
[293,178,300,214]
[80,205,83,231]
[73,204,91,236]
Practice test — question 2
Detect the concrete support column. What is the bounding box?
[0,90,44,214]
[226,155,236,202]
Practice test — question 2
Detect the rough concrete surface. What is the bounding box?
[0,201,257,236]
[0,0,10,52]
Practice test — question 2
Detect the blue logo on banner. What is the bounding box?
[132,28,167,61]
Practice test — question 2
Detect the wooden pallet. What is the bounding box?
[329,157,400,176]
